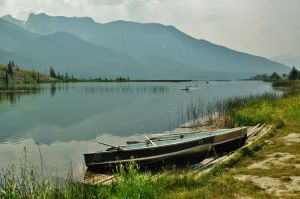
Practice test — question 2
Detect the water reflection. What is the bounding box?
[46,83,171,95]
[0,92,21,104]
[0,92,40,105]
[50,83,56,98]
[82,85,170,95]
[0,81,277,144]
[0,83,171,104]
[0,134,142,178]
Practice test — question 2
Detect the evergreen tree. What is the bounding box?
[50,67,56,78]
[32,70,36,80]
[288,66,298,80]
[65,72,69,80]
[37,73,40,83]
[5,68,9,85]
[7,60,13,75]
[270,72,280,80]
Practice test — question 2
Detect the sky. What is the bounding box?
[0,0,299,58]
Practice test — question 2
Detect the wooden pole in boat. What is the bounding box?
[127,137,177,145]
[126,140,145,144]
[97,141,123,150]
[144,135,157,146]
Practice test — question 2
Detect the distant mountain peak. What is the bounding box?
[2,14,13,19]
[27,13,95,23]
[1,14,25,26]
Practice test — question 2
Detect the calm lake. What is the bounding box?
[0,81,276,177]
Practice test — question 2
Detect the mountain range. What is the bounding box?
[0,13,289,79]
[271,55,300,70]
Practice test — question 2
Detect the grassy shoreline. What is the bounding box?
[162,80,300,198]
[1,80,299,198]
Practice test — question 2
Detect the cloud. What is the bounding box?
[0,0,299,57]
[88,0,126,6]
[0,0,5,6]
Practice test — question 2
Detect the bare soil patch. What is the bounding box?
[247,152,296,169]
[281,133,300,145]
[235,174,300,196]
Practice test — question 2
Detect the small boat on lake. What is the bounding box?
[84,127,247,171]
[180,86,190,91]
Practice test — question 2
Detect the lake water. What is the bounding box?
[0,81,276,177]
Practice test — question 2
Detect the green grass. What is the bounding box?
[0,153,159,199]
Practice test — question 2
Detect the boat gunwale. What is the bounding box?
[84,136,212,155]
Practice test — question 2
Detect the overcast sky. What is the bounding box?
[0,0,299,58]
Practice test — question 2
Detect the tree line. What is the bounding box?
[1,61,130,86]
[49,66,75,82]
[250,66,300,81]
[49,66,130,82]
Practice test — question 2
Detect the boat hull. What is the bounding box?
[84,137,212,171]
[211,127,247,156]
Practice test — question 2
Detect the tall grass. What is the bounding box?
[184,92,279,128]
[0,148,159,199]
[272,80,300,97]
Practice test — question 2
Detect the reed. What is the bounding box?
[272,80,300,97]
[0,148,159,199]
[184,92,279,128]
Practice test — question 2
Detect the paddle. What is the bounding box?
[97,141,124,150]
[126,137,177,145]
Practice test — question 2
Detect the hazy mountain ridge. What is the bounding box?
[0,18,38,50]
[271,55,300,70]
[0,49,44,68]
[13,31,146,77]
[1,14,25,27]
[0,13,289,79]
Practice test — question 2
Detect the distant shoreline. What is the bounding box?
[94,79,193,82]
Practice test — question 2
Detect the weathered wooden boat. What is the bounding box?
[84,134,213,171]
[84,127,247,171]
